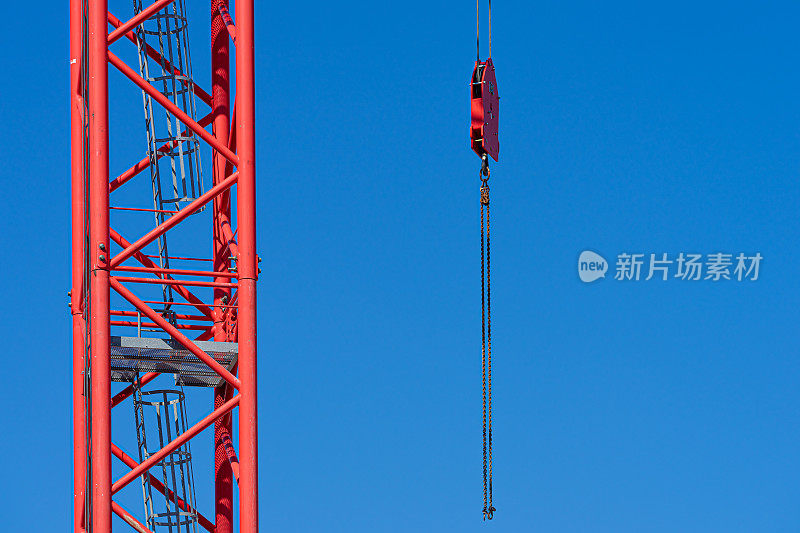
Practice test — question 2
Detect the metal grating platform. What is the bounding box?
[111,336,238,388]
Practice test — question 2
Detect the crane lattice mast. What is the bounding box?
[69,0,259,531]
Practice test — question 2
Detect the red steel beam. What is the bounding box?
[219,218,239,258]
[227,98,237,173]
[112,276,237,289]
[141,255,215,262]
[88,0,112,529]
[111,309,212,321]
[194,325,217,342]
[140,300,236,309]
[109,111,214,193]
[107,50,239,166]
[112,501,155,533]
[111,372,159,408]
[70,0,86,529]
[110,206,181,214]
[110,228,214,320]
[75,1,260,529]
[236,0,260,530]
[218,1,237,44]
[110,278,240,389]
[211,2,235,528]
[202,291,239,340]
[111,320,209,330]
[111,443,215,532]
[112,395,240,493]
[107,11,213,106]
[110,172,239,268]
[218,421,241,483]
[106,0,174,45]
[215,385,235,532]
[109,171,238,268]
[113,265,237,278]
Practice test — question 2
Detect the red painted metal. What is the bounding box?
[107,11,213,106]
[211,2,235,530]
[109,206,181,214]
[111,277,241,388]
[218,421,242,483]
[112,501,154,533]
[113,265,237,278]
[111,373,158,408]
[108,51,239,165]
[110,228,215,320]
[141,255,215,262]
[110,171,239,268]
[110,320,209,330]
[113,395,241,493]
[107,0,174,44]
[218,2,238,44]
[111,310,212,322]
[109,111,214,193]
[236,2,260,531]
[215,386,235,533]
[87,0,112,530]
[71,0,260,529]
[470,57,499,161]
[139,299,236,308]
[69,0,86,530]
[111,444,216,532]
[112,276,237,288]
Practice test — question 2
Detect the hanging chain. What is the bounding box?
[476,0,496,516]
[480,156,495,520]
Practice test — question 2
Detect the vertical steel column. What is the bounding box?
[88,0,112,530]
[211,0,232,332]
[236,0,259,530]
[211,1,234,531]
[70,0,86,530]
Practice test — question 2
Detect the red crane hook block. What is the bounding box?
[471,58,499,162]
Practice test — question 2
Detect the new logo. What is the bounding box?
[578,250,607,283]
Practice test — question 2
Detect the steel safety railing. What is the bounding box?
[134,386,199,532]
[133,0,204,319]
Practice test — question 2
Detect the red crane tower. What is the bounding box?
[69,0,258,531]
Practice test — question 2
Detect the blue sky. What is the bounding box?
[0,1,799,531]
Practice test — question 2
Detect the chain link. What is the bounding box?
[481,174,487,518]
[480,164,495,520]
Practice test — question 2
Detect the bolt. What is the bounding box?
[98,254,106,262]
[98,242,106,251]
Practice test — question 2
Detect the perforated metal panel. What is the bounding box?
[111,336,238,388]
